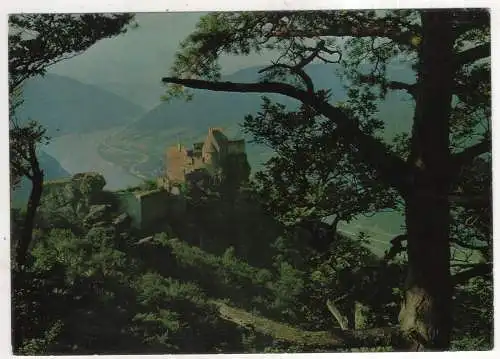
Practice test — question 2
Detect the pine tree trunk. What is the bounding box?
[398,11,455,350]
[16,144,44,269]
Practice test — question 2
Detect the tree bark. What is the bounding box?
[398,11,455,350]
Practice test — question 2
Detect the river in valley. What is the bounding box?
[43,128,143,191]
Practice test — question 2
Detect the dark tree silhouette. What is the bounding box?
[162,9,491,350]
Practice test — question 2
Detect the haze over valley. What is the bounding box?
[15,66,412,250]
[10,11,491,354]
[13,13,419,253]
[11,9,420,249]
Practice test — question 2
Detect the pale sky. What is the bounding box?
[47,13,278,108]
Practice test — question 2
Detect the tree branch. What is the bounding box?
[452,263,492,284]
[386,81,416,95]
[451,138,491,168]
[317,53,342,64]
[162,77,412,196]
[359,75,416,97]
[272,21,418,48]
[212,300,400,348]
[296,40,327,68]
[258,63,315,94]
[454,43,490,69]
[450,237,489,252]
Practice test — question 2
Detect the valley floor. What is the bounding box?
[43,128,143,190]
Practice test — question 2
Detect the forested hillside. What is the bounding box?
[11,173,491,354]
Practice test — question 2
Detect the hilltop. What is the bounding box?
[16,73,147,137]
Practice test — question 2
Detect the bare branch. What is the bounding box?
[359,75,416,97]
[317,53,341,64]
[386,81,416,95]
[295,40,328,68]
[258,40,341,94]
[326,299,350,330]
[212,300,400,348]
[307,43,342,64]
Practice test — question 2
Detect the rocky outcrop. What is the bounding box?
[113,212,132,232]
[37,172,108,230]
[83,204,112,227]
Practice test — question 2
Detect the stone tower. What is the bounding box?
[163,127,247,188]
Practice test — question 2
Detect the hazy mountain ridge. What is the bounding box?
[12,73,148,205]
[94,63,413,245]
[12,64,415,193]
[17,74,147,137]
[13,64,413,241]
[99,63,415,177]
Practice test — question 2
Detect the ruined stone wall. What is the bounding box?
[227,140,246,154]
[164,129,247,186]
[116,191,142,228]
[166,146,209,184]
[166,146,187,183]
[42,177,73,196]
[116,188,186,229]
[138,189,170,228]
[192,156,205,169]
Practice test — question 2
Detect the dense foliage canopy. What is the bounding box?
[162,9,491,350]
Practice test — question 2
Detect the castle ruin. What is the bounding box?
[163,127,247,188]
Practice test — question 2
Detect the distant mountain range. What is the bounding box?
[12,73,148,205]
[11,64,416,185]
[99,63,416,177]
[11,64,413,246]
[17,73,147,137]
